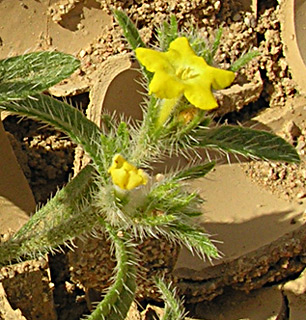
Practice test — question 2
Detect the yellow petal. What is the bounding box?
[184,65,235,110]
[108,154,125,172]
[108,154,148,190]
[149,71,184,99]
[138,169,148,185]
[207,66,236,90]
[122,160,136,172]
[168,37,197,63]
[184,78,218,110]
[110,168,129,190]
[126,171,143,190]
[135,48,171,73]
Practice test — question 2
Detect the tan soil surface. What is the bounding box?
[1,1,306,320]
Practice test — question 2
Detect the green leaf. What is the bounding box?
[203,28,223,65]
[196,125,300,163]
[212,28,223,59]
[113,10,153,83]
[170,15,179,38]
[143,180,203,217]
[0,165,97,266]
[229,50,261,72]
[0,94,106,173]
[173,161,215,181]
[169,223,220,261]
[191,28,222,66]
[116,121,131,152]
[157,14,178,51]
[0,52,80,101]
[113,10,145,50]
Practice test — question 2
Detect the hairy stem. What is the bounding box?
[155,277,186,320]
[86,220,137,320]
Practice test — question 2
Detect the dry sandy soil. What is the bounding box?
[1,0,306,319]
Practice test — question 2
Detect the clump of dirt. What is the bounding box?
[3,117,75,204]
[242,120,306,202]
[68,232,179,304]
[0,258,57,320]
[256,6,296,106]
[243,160,306,202]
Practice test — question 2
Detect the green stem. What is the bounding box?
[130,96,159,164]
[130,96,180,164]
[86,219,137,320]
[155,277,186,320]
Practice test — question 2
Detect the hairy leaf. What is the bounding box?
[0,94,106,172]
[0,165,96,266]
[169,223,220,260]
[204,28,223,65]
[173,161,215,180]
[143,180,203,217]
[229,50,261,72]
[157,14,179,51]
[0,52,80,100]
[196,125,300,163]
[113,10,145,50]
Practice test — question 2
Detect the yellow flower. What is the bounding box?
[135,37,235,110]
[108,154,148,191]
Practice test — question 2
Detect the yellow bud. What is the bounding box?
[108,154,148,191]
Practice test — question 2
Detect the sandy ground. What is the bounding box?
[1,1,306,319]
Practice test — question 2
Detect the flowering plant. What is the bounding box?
[0,10,300,320]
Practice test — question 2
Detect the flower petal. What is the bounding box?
[168,37,197,62]
[149,71,184,99]
[184,78,218,110]
[136,37,235,117]
[167,38,208,75]
[126,170,147,190]
[206,66,236,90]
[108,154,148,190]
[108,154,125,171]
[110,168,129,190]
[184,65,235,110]
[135,48,171,73]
